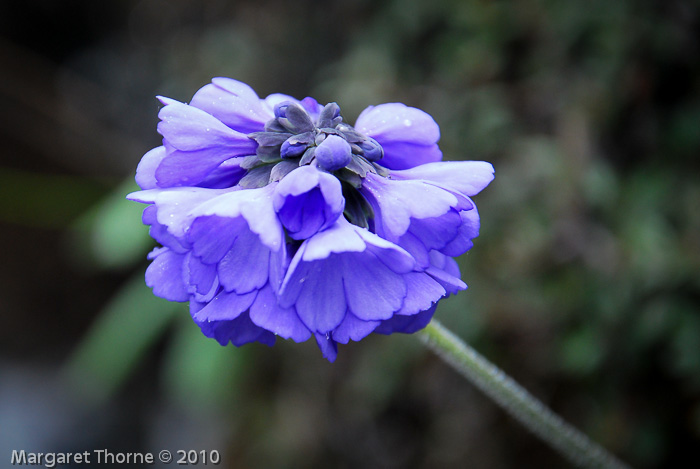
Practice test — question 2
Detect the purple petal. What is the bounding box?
[280,247,348,334]
[273,166,345,240]
[156,145,242,188]
[293,217,367,261]
[279,219,415,332]
[263,93,303,114]
[190,184,284,251]
[135,146,166,189]
[184,186,286,294]
[361,174,472,267]
[192,289,257,322]
[395,231,430,269]
[187,215,243,264]
[430,250,462,278]
[157,100,255,152]
[440,207,481,257]
[356,103,440,144]
[341,251,407,321]
[195,159,247,189]
[391,161,495,197]
[145,248,189,302]
[295,218,415,271]
[189,78,272,134]
[426,251,467,295]
[395,272,446,316]
[355,228,416,274]
[355,103,442,170]
[249,284,311,342]
[300,97,323,121]
[266,239,288,292]
[155,101,257,186]
[128,187,226,239]
[361,173,463,241]
[184,252,219,300]
[314,333,338,362]
[263,94,323,121]
[404,210,462,251]
[378,140,442,170]
[332,313,379,344]
[374,304,437,335]
[142,206,189,253]
[196,310,276,347]
[216,228,272,294]
[276,188,327,235]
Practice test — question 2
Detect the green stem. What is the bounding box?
[417,320,630,469]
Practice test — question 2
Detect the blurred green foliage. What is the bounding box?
[70,179,154,269]
[65,272,180,406]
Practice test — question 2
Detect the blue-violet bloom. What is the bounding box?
[128,78,494,362]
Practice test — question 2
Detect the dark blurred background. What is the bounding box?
[1,1,699,467]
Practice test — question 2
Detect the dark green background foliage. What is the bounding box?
[1,1,698,467]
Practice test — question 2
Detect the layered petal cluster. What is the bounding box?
[129,78,493,361]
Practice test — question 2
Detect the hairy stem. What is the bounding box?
[417,320,630,469]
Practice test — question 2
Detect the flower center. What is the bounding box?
[239,101,384,230]
[241,101,386,190]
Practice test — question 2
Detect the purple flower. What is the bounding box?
[128,78,493,362]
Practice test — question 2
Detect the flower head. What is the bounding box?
[128,78,493,362]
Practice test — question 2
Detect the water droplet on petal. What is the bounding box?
[403,119,412,126]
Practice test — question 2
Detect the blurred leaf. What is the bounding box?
[162,315,250,412]
[628,417,666,467]
[64,273,181,406]
[668,309,700,390]
[348,334,423,409]
[70,178,152,270]
[560,325,604,375]
[632,296,677,347]
[0,166,108,227]
[582,159,619,209]
[664,102,700,162]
